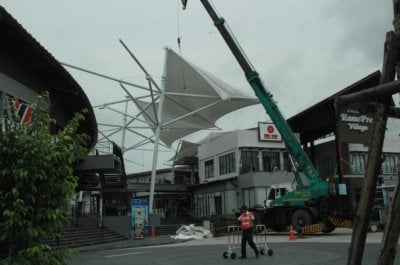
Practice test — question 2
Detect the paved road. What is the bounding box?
[67,243,400,265]
[67,229,400,265]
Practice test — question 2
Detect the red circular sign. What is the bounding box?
[267,125,275,133]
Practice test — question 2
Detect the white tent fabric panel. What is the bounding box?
[168,140,200,163]
[137,48,259,147]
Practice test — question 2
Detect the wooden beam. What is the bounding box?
[388,106,400,118]
[378,1,400,262]
[334,79,400,108]
[347,29,399,265]
[378,165,400,265]
[353,103,400,119]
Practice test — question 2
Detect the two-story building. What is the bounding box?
[195,126,294,217]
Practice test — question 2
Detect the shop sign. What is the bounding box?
[337,106,374,144]
[258,122,282,142]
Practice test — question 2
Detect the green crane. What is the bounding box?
[191,0,330,206]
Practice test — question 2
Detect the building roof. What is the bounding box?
[287,71,381,143]
[127,166,192,179]
[0,6,97,148]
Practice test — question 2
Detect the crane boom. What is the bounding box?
[182,1,355,233]
[199,0,320,187]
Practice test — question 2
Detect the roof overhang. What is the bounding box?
[0,6,97,148]
[287,71,382,143]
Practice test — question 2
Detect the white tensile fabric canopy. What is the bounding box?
[137,48,259,147]
[168,132,232,165]
[168,140,199,165]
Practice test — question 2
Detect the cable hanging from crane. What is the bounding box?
[177,0,187,89]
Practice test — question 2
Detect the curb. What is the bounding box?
[76,238,193,253]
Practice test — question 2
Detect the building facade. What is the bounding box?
[195,126,295,217]
[192,124,399,219]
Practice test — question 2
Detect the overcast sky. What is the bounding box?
[1,0,398,173]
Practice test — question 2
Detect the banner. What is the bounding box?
[131,197,149,239]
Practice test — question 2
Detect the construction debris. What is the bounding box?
[171,224,212,240]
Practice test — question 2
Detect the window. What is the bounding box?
[240,150,259,174]
[219,152,236,175]
[268,188,287,200]
[268,188,276,200]
[262,151,280,172]
[321,157,337,176]
[282,152,292,172]
[382,154,397,174]
[214,196,222,215]
[205,159,214,179]
[351,153,366,174]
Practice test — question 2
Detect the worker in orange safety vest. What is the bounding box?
[237,205,259,259]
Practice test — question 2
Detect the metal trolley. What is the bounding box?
[223,225,273,259]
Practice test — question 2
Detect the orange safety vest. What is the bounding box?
[240,212,253,230]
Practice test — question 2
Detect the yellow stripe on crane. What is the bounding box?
[300,223,326,235]
[329,217,353,228]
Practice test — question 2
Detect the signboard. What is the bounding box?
[337,106,374,144]
[133,208,145,239]
[1,93,34,128]
[258,122,282,142]
[131,197,149,239]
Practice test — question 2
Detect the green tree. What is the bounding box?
[0,93,89,265]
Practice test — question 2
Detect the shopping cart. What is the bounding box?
[222,224,273,259]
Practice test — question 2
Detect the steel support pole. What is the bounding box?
[121,97,129,152]
[148,48,168,213]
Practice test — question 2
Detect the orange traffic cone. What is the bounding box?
[151,226,155,238]
[289,225,296,241]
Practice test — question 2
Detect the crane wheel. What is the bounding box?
[291,209,313,231]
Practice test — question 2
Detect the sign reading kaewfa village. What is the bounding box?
[337,106,374,144]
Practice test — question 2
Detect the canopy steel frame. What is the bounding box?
[62,42,258,212]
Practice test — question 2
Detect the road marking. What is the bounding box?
[105,251,146,258]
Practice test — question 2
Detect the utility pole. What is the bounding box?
[335,1,400,264]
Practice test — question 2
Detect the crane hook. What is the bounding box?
[181,0,188,10]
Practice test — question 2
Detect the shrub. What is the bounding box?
[0,93,89,265]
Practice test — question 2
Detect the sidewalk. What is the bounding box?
[75,235,191,253]
[74,228,384,253]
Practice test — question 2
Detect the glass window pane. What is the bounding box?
[351,153,366,174]
[205,159,214,179]
[219,152,236,175]
[240,150,259,174]
[262,151,280,172]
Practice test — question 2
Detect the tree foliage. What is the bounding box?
[0,93,89,264]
